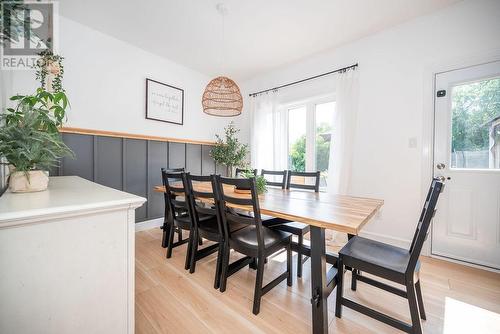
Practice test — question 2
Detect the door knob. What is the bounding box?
[437,163,446,169]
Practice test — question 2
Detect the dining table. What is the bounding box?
[154,183,384,334]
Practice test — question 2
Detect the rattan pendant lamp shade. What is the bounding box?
[202,76,243,116]
[202,3,243,117]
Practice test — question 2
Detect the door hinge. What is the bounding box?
[437,90,446,97]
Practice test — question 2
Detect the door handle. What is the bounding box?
[437,163,446,170]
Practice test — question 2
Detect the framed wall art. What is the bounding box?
[146,78,184,125]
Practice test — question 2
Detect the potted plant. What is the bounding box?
[237,169,267,195]
[34,50,65,93]
[210,122,249,177]
[0,89,73,192]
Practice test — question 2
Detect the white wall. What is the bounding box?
[3,16,243,142]
[242,0,500,246]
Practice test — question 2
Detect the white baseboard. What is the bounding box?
[358,230,411,249]
[135,218,163,232]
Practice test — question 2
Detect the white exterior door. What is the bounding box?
[432,60,500,270]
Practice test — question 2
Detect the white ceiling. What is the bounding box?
[60,0,461,81]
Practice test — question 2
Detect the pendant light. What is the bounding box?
[202,3,243,117]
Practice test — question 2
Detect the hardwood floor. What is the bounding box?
[135,228,500,333]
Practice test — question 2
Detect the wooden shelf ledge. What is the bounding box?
[59,127,216,146]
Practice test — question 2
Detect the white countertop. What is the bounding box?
[0,176,146,227]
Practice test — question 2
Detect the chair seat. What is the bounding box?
[176,212,213,229]
[198,216,247,237]
[230,226,291,256]
[339,236,419,284]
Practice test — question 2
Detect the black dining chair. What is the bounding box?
[184,173,247,289]
[162,170,194,270]
[265,170,320,277]
[160,168,185,248]
[216,176,293,315]
[260,169,287,189]
[235,168,257,177]
[286,170,321,192]
[335,178,444,334]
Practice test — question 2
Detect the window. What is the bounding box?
[286,97,335,190]
[451,77,500,169]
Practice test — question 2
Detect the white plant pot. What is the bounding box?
[9,170,49,193]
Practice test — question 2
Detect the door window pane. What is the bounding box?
[451,77,500,169]
[315,102,335,187]
[288,106,306,172]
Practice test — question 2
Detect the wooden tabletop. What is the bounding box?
[153,184,383,235]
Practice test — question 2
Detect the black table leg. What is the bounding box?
[310,226,328,334]
[347,233,360,290]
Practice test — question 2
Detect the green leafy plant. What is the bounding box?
[290,134,306,172]
[7,88,69,133]
[34,50,65,93]
[239,170,267,195]
[210,122,249,176]
[0,102,74,173]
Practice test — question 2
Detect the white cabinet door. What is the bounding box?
[432,60,500,270]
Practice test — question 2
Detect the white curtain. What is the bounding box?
[327,69,360,195]
[250,92,287,170]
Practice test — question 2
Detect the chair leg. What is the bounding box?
[297,234,304,278]
[406,280,423,334]
[219,246,230,293]
[415,280,426,320]
[166,222,176,258]
[177,228,182,243]
[286,242,292,286]
[184,229,194,270]
[249,257,257,270]
[189,230,199,273]
[161,218,169,248]
[198,237,203,245]
[351,269,358,291]
[214,242,224,289]
[335,257,344,318]
[252,255,265,315]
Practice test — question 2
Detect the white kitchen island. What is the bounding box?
[0,176,146,334]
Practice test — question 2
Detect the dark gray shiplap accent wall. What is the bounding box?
[95,137,123,190]
[147,141,168,220]
[124,139,148,221]
[59,133,215,223]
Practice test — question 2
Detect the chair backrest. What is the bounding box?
[161,170,190,225]
[407,178,444,274]
[215,176,264,251]
[235,168,257,177]
[185,173,223,236]
[261,169,287,189]
[161,168,185,220]
[286,170,321,192]
[161,167,185,173]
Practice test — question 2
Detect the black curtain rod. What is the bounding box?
[248,63,358,97]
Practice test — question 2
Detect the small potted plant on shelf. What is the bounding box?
[210,122,249,177]
[0,89,74,193]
